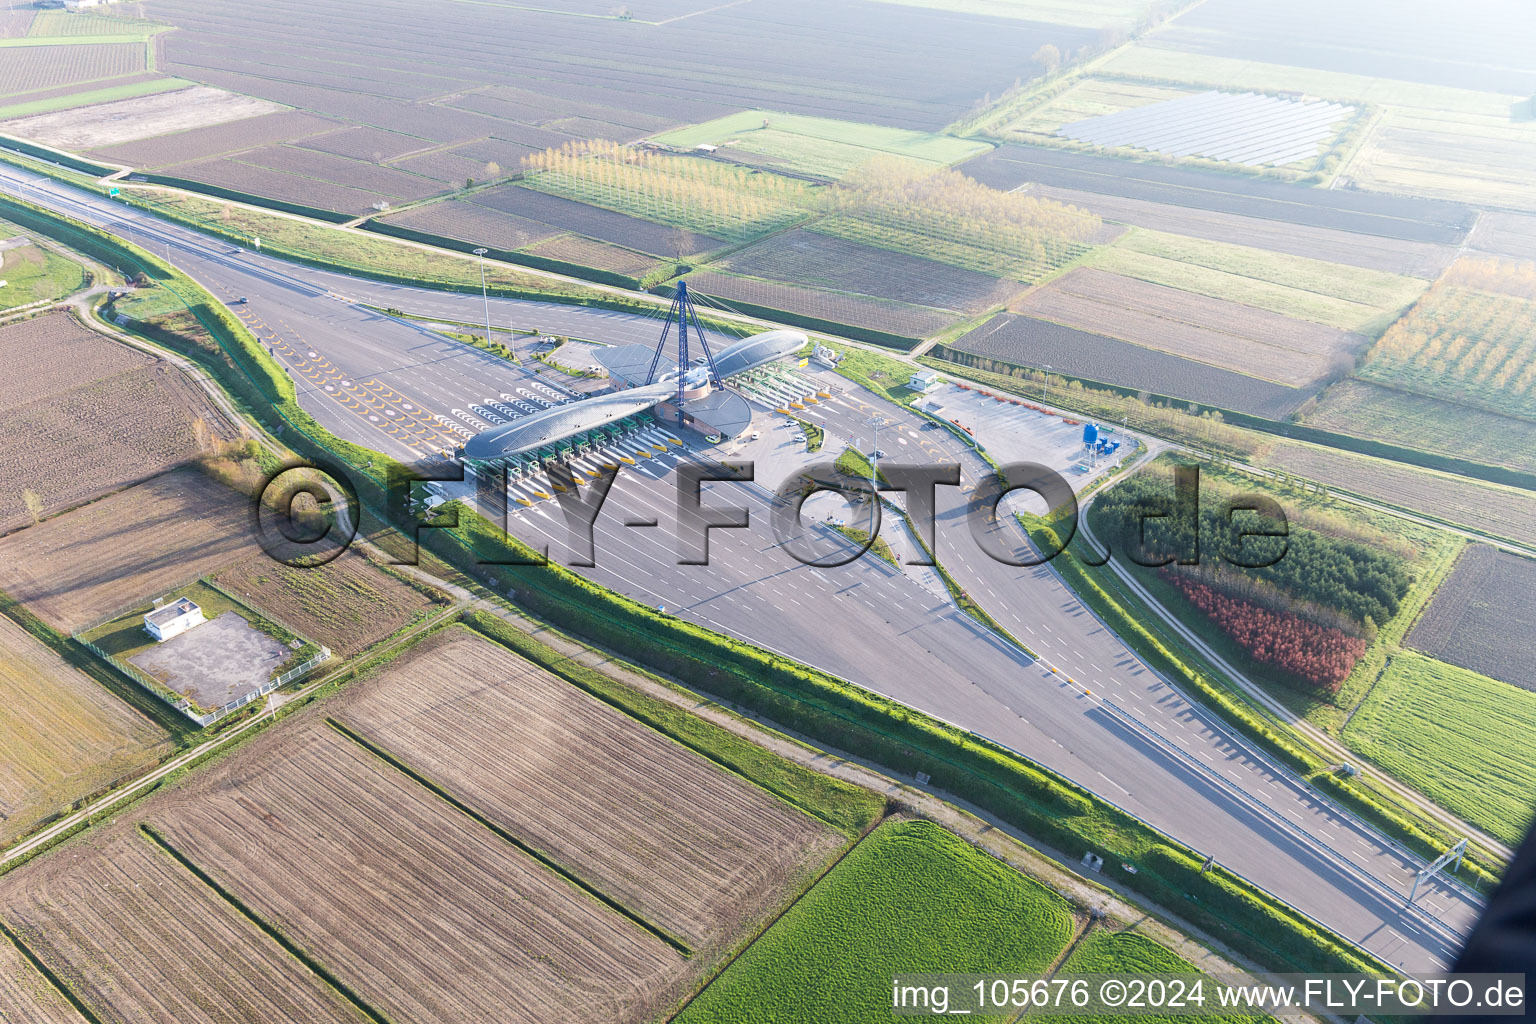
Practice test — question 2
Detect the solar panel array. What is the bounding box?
[1057,91,1354,167]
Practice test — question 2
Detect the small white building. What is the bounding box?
[908,368,939,392]
[144,597,204,643]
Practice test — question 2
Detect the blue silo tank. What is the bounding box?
[1082,422,1099,446]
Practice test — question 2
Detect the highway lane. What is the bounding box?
[0,164,1477,969]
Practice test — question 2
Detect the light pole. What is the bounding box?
[1042,364,1052,404]
[868,414,884,492]
[473,247,492,348]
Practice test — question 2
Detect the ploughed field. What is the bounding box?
[0,615,169,847]
[1406,544,1536,691]
[1032,184,1454,277]
[0,625,849,1023]
[951,312,1311,419]
[0,314,230,532]
[2,0,1096,214]
[1300,378,1536,478]
[1011,266,1364,387]
[959,145,1474,244]
[1265,441,1536,549]
[0,829,366,1024]
[329,630,844,954]
[0,468,260,635]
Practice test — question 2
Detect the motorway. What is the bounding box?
[0,161,1483,970]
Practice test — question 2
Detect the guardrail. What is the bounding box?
[1096,697,1467,944]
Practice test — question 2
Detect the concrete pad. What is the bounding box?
[129,613,291,710]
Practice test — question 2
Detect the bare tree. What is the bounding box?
[1032,43,1061,74]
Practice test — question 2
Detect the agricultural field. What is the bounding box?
[147,715,691,1023]
[0,42,145,101]
[230,144,446,202]
[1,85,284,151]
[960,144,1472,245]
[1406,545,1536,690]
[0,232,84,311]
[467,184,726,257]
[952,312,1310,418]
[651,110,991,179]
[1343,651,1536,847]
[0,614,169,846]
[1004,77,1195,139]
[1053,928,1265,1024]
[1013,267,1365,387]
[1355,263,1536,421]
[676,819,1075,1022]
[1146,0,1536,95]
[1346,107,1536,213]
[1265,442,1536,549]
[1086,227,1427,332]
[1470,212,1536,262]
[0,0,1100,210]
[521,234,663,279]
[1057,90,1354,167]
[0,313,231,531]
[822,160,1101,282]
[212,550,447,656]
[1096,29,1536,210]
[1032,184,1454,277]
[0,829,366,1024]
[87,110,339,169]
[866,0,1169,30]
[332,629,844,953]
[717,230,1022,316]
[521,142,810,245]
[0,468,259,634]
[0,76,187,123]
[1299,379,1536,478]
[156,155,408,217]
[685,270,958,343]
[0,926,91,1024]
[371,199,563,253]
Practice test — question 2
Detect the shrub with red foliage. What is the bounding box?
[1165,574,1366,691]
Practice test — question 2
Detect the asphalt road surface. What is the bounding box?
[0,162,1482,970]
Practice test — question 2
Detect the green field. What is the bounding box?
[1301,378,1536,478]
[677,819,1075,1022]
[0,229,84,310]
[1087,228,1426,333]
[1005,77,1194,138]
[1343,651,1536,846]
[0,77,188,121]
[1056,929,1268,1024]
[651,111,991,179]
[28,11,160,37]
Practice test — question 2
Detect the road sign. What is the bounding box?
[108,187,119,197]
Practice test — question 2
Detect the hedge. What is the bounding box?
[0,135,115,178]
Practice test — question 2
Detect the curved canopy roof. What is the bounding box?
[462,381,673,461]
[711,329,808,379]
